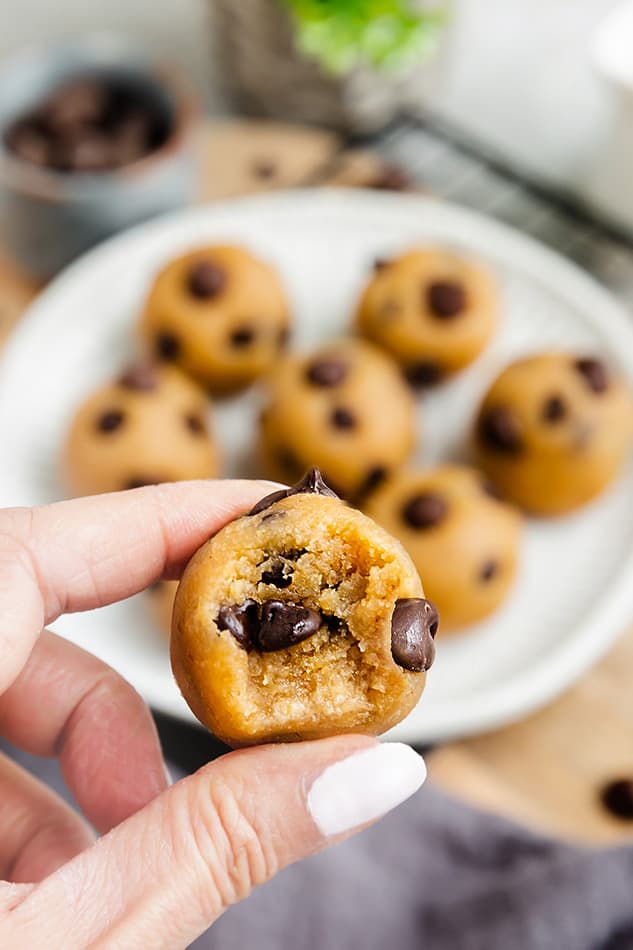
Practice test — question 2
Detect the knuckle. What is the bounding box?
[170,769,279,914]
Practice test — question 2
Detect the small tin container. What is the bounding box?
[0,36,200,280]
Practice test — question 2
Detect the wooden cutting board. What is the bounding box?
[3,119,633,846]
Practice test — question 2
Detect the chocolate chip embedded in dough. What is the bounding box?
[96,409,124,433]
[402,493,448,529]
[124,475,162,490]
[574,357,609,394]
[188,260,227,299]
[249,467,338,516]
[405,361,443,388]
[156,332,181,362]
[479,406,524,454]
[390,598,438,672]
[261,560,294,589]
[305,358,348,388]
[217,599,258,650]
[600,778,633,820]
[118,362,159,391]
[426,280,466,319]
[330,407,356,430]
[479,560,499,583]
[256,601,322,651]
[230,326,255,347]
[542,394,567,423]
[185,413,206,435]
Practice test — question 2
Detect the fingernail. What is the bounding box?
[164,763,174,787]
[307,742,426,837]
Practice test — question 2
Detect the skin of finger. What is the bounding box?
[5,735,375,950]
[0,479,278,694]
[0,631,168,834]
[0,752,95,884]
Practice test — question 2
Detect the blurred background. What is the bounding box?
[2,2,633,949]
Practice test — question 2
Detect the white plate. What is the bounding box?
[2,189,633,745]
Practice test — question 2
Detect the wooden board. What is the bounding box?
[2,119,633,845]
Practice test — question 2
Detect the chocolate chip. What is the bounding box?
[370,164,412,191]
[257,601,322,651]
[156,332,180,361]
[261,560,294,589]
[574,357,609,394]
[373,257,390,272]
[427,280,466,318]
[306,358,348,387]
[59,130,113,172]
[481,478,503,501]
[118,362,158,391]
[251,158,277,180]
[331,407,356,430]
[542,394,567,423]
[402,492,448,529]
[600,778,633,820]
[188,260,226,299]
[479,406,523,454]
[185,413,206,435]
[480,560,499,583]
[44,78,109,132]
[249,467,339,516]
[405,361,443,387]
[362,466,388,496]
[125,476,161,489]
[230,327,254,347]
[217,599,258,650]
[282,548,308,560]
[278,325,291,348]
[323,614,348,635]
[390,598,438,672]
[97,409,124,433]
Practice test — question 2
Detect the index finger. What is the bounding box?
[0,479,278,693]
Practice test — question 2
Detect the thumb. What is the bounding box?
[6,736,426,950]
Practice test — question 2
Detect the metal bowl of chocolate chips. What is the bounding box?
[0,36,199,279]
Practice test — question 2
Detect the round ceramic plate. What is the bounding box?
[2,189,633,744]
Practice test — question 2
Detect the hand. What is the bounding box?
[0,481,426,949]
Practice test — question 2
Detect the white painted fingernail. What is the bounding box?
[307,742,426,837]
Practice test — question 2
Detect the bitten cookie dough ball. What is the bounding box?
[146,580,178,640]
[171,469,438,746]
[259,339,416,500]
[64,362,219,496]
[474,353,633,515]
[356,247,498,386]
[366,465,522,632]
[139,245,291,395]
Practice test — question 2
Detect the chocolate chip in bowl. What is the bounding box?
[0,39,199,278]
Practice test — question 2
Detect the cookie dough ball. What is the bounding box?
[259,339,416,500]
[139,245,291,395]
[64,361,219,496]
[474,353,633,515]
[146,580,178,640]
[366,465,522,632]
[171,469,438,746]
[356,247,498,385]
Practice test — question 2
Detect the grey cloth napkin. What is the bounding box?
[3,740,633,950]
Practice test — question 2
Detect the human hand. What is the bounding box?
[0,481,426,949]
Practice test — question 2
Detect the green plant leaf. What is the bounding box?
[281,0,446,75]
